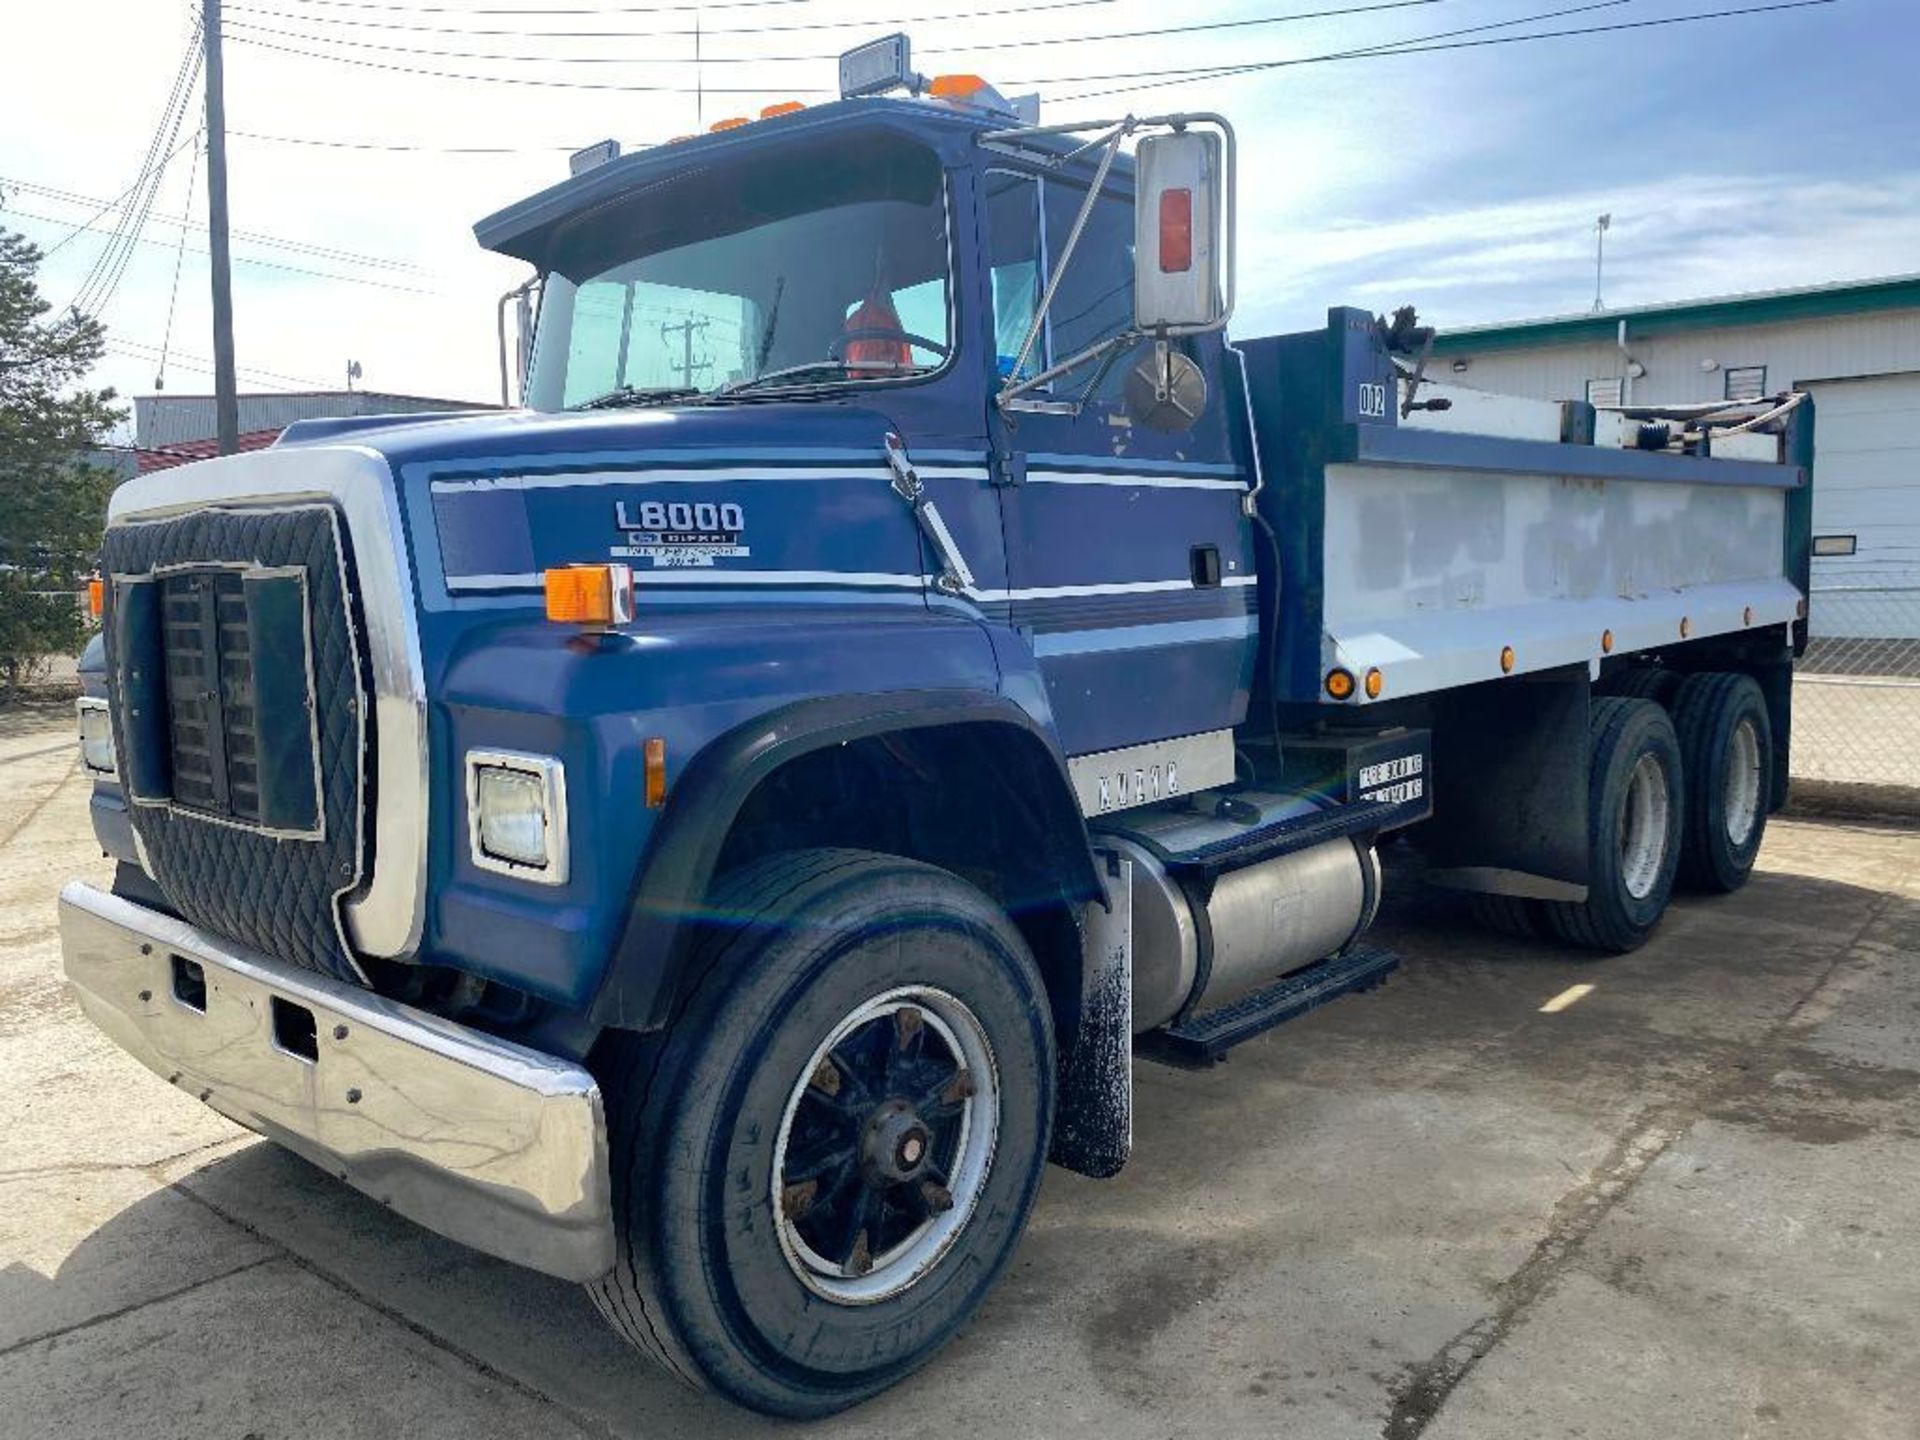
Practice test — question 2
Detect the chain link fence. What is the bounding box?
[1791,569,1920,816]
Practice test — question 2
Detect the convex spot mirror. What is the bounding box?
[1134,130,1224,332]
[1126,343,1208,433]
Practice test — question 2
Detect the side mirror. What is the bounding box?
[1134,129,1227,333]
[515,282,537,396]
[497,278,540,407]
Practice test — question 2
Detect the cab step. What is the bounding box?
[1137,943,1400,1069]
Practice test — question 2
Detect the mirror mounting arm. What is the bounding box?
[999,118,1135,399]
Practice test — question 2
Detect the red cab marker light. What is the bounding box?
[1158,188,1193,273]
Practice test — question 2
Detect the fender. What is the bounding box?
[588,688,1103,1030]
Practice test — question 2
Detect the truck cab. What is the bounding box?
[61,43,1811,1420]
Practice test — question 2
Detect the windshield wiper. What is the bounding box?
[717,361,857,396]
[571,383,706,411]
[718,359,931,397]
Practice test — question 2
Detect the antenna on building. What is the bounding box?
[1591,213,1612,313]
[346,359,362,392]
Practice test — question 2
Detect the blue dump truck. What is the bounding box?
[64,39,1813,1417]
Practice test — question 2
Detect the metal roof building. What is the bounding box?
[133,390,495,471]
[1433,275,1920,639]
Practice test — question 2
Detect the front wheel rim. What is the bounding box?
[1724,718,1763,848]
[1620,752,1671,901]
[771,985,1000,1306]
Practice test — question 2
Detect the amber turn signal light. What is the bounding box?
[1364,668,1384,699]
[1325,668,1356,700]
[1499,645,1516,674]
[86,577,105,619]
[928,73,989,99]
[545,564,634,627]
[644,736,668,809]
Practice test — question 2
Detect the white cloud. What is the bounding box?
[1238,171,1920,334]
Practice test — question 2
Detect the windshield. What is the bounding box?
[525,136,951,410]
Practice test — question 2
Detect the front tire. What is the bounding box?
[1543,698,1685,953]
[589,849,1055,1418]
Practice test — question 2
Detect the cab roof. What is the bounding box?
[472,95,1132,265]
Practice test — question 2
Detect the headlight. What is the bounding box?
[77,698,116,777]
[466,750,568,884]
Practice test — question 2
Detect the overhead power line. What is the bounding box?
[70,22,205,321]
[219,0,1449,95]
[222,0,1441,66]
[223,0,1838,99]
[156,133,207,389]
[224,31,830,91]
[224,0,1116,40]
[33,133,202,263]
[232,128,577,153]
[107,338,336,392]
[1043,0,1630,93]
[2,174,426,275]
[5,205,444,296]
[254,0,816,13]
[1045,0,1839,100]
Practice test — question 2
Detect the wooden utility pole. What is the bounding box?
[202,0,239,454]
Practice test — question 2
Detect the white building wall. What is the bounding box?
[1440,308,1920,407]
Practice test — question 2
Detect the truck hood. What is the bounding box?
[274,400,920,473]
[295,400,962,608]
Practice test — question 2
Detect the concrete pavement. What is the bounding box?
[1,708,1915,1438]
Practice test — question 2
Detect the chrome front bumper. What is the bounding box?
[58,883,614,1282]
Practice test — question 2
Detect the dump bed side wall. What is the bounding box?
[1239,307,1812,708]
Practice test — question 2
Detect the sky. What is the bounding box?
[1,0,1912,435]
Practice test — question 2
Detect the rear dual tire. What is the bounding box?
[1672,672,1772,893]
[1541,698,1685,953]
[589,848,1054,1419]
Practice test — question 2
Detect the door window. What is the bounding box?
[983,171,1045,381]
[1043,181,1136,398]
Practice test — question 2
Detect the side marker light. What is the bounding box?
[545,564,634,627]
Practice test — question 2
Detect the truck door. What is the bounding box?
[981,167,1259,760]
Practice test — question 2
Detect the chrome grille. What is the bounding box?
[159,570,263,823]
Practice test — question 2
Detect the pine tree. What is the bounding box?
[0,227,123,694]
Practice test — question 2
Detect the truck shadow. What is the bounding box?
[12,836,1916,1436]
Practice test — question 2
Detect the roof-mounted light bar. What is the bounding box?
[568,139,620,176]
[839,33,922,100]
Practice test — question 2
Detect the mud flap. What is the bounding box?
[1048,848,1133,1179]
[1417,665,1592,901]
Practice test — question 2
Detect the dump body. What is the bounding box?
[1241,309,1809,706]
